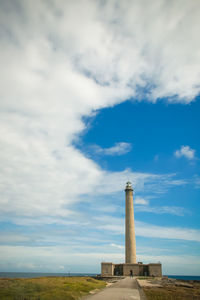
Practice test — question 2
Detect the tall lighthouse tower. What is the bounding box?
[101,182,162,277]
[125,181,137,264]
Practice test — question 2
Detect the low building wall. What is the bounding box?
[123,263,139,276]
[101,262,162,277]
[101,262,114,276]
[148,263,162,277]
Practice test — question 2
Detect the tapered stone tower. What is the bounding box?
[125,181,136,263]
[101,181,162,277]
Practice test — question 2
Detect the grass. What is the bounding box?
[143,285,200,300]
[0,276,106,300]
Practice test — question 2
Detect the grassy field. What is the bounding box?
[0,276,106,300]
[143,283,200,300]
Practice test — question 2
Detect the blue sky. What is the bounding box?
[0,0,200,275]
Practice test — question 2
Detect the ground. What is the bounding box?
[138,277,200,300]
[1,276,200,300]
[0,276,106,300]
[83,277,141,300]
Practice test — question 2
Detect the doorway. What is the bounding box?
[143,265,149,276]
[114,264,123,276]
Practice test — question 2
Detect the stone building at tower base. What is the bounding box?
[101,262,162,277]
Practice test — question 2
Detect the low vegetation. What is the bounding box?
[0,276,106,300]
[143,282,200,300]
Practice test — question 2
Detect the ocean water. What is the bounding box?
[0,272,200,280]
[167,275,200,281]
[0,272,98,278]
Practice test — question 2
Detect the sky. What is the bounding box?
[0,0,200,275]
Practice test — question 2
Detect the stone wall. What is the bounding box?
[148,263,162,277]
[101,262,114,276]
[123,263,140,276]
[101,262,162,277]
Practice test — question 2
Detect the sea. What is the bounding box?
[0,272,97,278]
[0,272,200,281]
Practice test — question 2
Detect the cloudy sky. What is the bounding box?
[0,0,200,275]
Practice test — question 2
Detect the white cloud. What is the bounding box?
[174,145,196,160]
[134,196,186,215]
[0,1,198,225]
[95,170,187,196]
[93,142,132,156]
[110,243,124,249]
[134,197,149,205]
[136,221,200,242]
[99,219,200,242]
[137,254,200,275]
[135,206,187,216]
[0,245,199,275]
[0,234,30,244]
